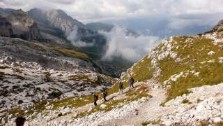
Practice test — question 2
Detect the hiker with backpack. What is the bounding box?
[93,94,98,106]
[102,88,108,102]
[128,77,135,89]
[15,117,26,126]
[119,81,124,94]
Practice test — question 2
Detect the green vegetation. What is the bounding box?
[108,57,153,95]
[108,81,128,95]
[141,120,161,126]
[0,66,10,69]
[8,95,93,118]
[50,95,92,109]
[124,35,223,101]
[131,57,154,82]
[182,99,191,104]
[0,72,4,79]
[107,55,154,95]
[69,74,93,82]
[199,120,223,126]
[69,73,114,87]
[53,47,89,60]
[76,85,150,119]
[159,36,223,100]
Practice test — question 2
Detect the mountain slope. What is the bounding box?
[52,19,223,126]
[122,19,223,101]
[28,8,107,56]
[28,8,85,34]
[0,36,115,125]
[2,17,223,126]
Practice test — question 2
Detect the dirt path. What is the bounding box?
[102,79,166,126]
[36,81,147,125]
[34,79,166,126]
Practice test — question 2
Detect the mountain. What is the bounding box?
[86,22,114,32]
[27,8,132,77]
[0,8,41,41]
[1,9,223,125]
[0,8,131,77]
[122,19,223,101]
[28,8,84,45]
[2,19,222,126]
[0,15,13,37]
[28,8,107,56]
[28,8,85,34]
[0,36,115,125]
[70,19,222,125]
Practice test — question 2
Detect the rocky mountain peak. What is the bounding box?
[28,8,85,34]
[205,19,223,37]
[0,8,41,40]
[0,14,13,37]
[213,19,223,32]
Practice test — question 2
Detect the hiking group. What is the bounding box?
[93,77,135,106]
[13,77,135,126]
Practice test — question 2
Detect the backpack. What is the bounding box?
[94,95,98,101]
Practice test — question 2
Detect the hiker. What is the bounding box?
[15,117,26,126]
[102,88,108,102]
[128,77,135,89]
[93,94,98,106]
[119,81,124,94]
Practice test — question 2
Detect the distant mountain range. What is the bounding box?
[0,8,41,41]
[86,22,138,36]
[0,8,133,77]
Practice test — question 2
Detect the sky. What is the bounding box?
[0,0,223,61]
[0,0,223,23]
[0,0,223,36]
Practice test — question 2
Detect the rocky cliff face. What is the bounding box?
[0,15,13,37]
[28,8,85,34]
[28,8,107,57]
[212,20,223,32]
[0,8,41,41]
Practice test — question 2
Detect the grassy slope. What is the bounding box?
[122,35,223,101]
[158,36,223,100]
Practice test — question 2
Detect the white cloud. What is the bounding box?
[67,26,95,47]
[100,26,159,62]
[1,0,223,34]
[1,0,223,22]
[0,2,6,8]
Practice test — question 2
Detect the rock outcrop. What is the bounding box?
[0,8,41,41]
[0,15,13,37]
[28,8,85,34]
[212,20,223,32]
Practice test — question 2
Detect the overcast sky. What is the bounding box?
[0,0,222,22]
[0,0,223,36]
[0,0,223,61]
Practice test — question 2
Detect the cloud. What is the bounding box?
[0,2,6,8]
[1,0,223,22]
[67,26,95,47]
[100,26,159,62]
[1,0,223,37]
[167,13,222,30]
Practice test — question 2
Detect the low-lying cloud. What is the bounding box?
[67,26,95,47]
[100,26,160,62]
